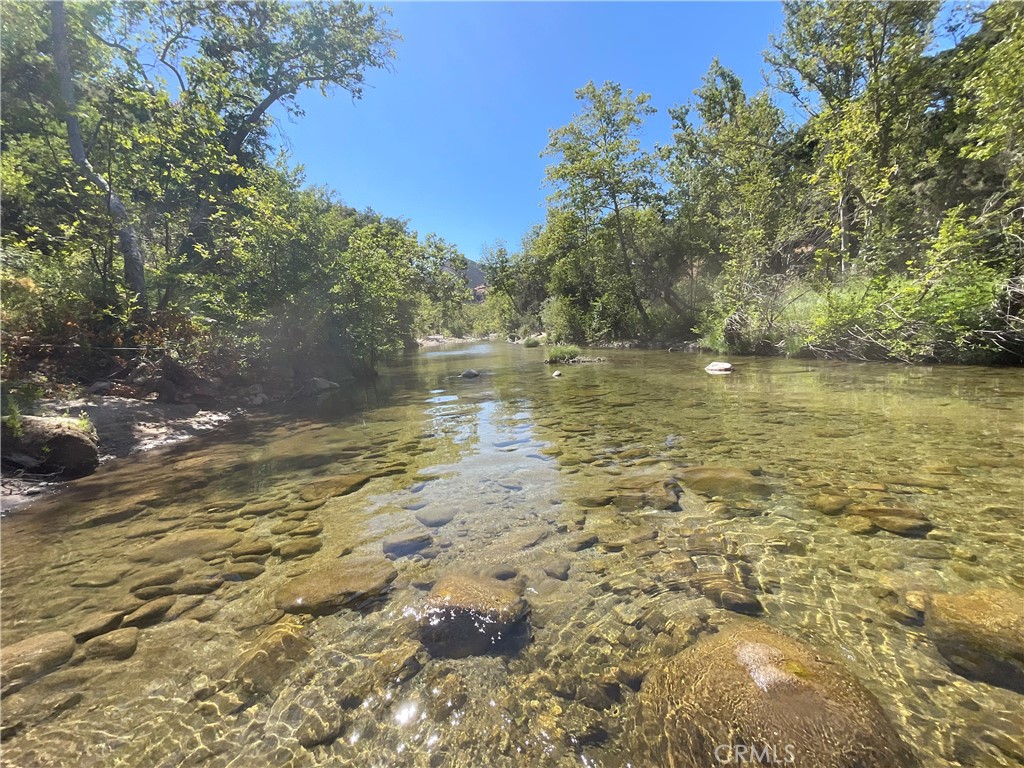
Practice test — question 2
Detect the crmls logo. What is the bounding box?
[714,744,797,764]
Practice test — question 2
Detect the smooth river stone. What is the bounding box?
[564,533,598,552]
[229,540,274,558]
[276,538,322,559]
[274,557,397,615]
[382,532,432,558]
[70,566,130,588]
[121,596,178,628]
[415,508,455,527]
[694,572,763,616]
[541,556,571,581]
[676,467,773,498]
[0,632,76,695]
[127,530,242,563]
[926,588,1024,693]
[420,573,529,658]
[298,474,374,502]
[81,628,138,661]
[221,562,266,581]
[232,617,311,696]
[847,504,933,537]
[242,500,285,516]
[128,565,184,592]
[811,493,854,515]
[636,621,917,768]
[72,611,125,642]
[287,521,323,537]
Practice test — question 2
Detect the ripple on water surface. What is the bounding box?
[1,344,1022,767]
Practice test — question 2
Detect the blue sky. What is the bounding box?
[269,2,785,261]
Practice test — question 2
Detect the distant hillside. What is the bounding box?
[463,259,486,290]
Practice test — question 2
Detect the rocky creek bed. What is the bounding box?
[1,343,1022,767]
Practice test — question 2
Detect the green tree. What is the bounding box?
[50,1,148,312]
[542,81,660,331]
[767,1,940,272]
[667,61,802,351]
[414,235,471,336]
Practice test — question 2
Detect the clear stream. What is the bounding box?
[2,343,1022,767]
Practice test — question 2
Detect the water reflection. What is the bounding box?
[1,344,1022,767]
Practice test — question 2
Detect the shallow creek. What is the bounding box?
[2,343,1022,767]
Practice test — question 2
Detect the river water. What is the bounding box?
[2,343,1022,767]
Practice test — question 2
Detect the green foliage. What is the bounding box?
[2,0,1021,384]
[545,345,583,364]
[0,0,414,382]
[514,1,1022,364]
[541,81,661,335]
[413,235,472,337]
[523,337,540,348]
[464,293,515,338]
[540,296,586,344]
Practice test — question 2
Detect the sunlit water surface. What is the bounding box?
[2,344,1022,766]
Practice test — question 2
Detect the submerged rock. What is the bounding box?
[128,565,184,592]
[636,621,917,768]
[836,515,877,535]
[420,573,530,658]
[811,493,854,515]
[274,557,397,615]
[276,538,322,559]
[81,628,138,661]
[121,596,178,628]
[459,369,480,379]
[415,507,455,528]
[925,588,1024,693]
[847,504,933,537]
[541,556,571,581]
[676,467,772,499]
[691,573,763,616]
[127,529,241,563]
[232,616,311,696]
[298,473,375,502]
[382,532,432,558]
[71,611,125,642]
[221,562,266,581]
[0,632,76,696]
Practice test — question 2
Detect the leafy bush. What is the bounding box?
[540,296,586,343]
[523,336,540,348]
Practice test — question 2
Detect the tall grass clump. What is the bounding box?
[545,344,582,363]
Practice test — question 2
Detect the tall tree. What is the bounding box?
[144,0,400,300]
[767,0,939,271]
[542,81,659,330]
[50,1,149,313]
[667,61,801,350]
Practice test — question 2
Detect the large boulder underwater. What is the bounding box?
[633,620,918,767]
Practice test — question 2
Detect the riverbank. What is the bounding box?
[416,334,496,347]
[0,397,235,511]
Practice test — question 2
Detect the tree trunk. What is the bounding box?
[51,1,148,314]
[610,197,651,332]
[838,175,860,274]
